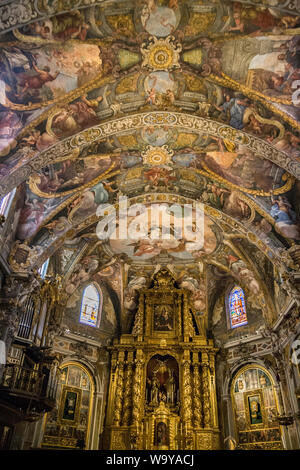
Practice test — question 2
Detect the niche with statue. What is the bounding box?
[146,355,179,411]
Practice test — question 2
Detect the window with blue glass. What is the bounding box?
[38,258,49,279]
[228,286,248,329]
[79,284,101,327]
[0,188,16,217]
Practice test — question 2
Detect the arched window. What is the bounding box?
[228,286,247,329]
[38,258,49,279]
[0,188,16,217]
[79,284,101,327]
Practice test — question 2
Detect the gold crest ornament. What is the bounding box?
[141,36,182,71]
[142,145,174,166]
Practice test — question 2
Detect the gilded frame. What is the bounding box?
[145,289,183,339]
[58,385,82,426]
[42,362,94,449]
[243,389,266,430]
[145,402,179,450]
[230,364,283,448]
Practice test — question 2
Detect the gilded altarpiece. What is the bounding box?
[103,269,220,450]
[42,363,93,449]
[231,366,283,450]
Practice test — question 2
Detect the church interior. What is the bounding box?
[0,0,300,451]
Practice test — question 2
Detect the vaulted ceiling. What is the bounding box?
[1,0,300,332]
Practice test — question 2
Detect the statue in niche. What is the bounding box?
[166,370,176,404]
[149,376,160,404]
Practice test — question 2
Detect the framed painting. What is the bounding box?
[244,390,265,429]
[154,420,169,447]
[153,304,174,332]
[59,386,82,425]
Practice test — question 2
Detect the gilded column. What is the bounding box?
[113,350,125,426]
[176,293,182,338]
[105,351,117,425]
[132,294,144,338]
[122,351,134,426]
[192,352,202,428]
[183,293,194,341]
[209,352,218,428]
[131,350,144,427]
[182,351,193,428]
[202,352,211,428]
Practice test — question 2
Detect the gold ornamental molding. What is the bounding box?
[142,145,174,166]
[141,36,182,71]
[0,112,299,198]
[0,1,298,35]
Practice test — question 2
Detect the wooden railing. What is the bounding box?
[0,364,57,401]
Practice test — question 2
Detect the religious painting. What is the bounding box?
[81,373,90,391]
[68,366,82,387]
[234,379,245,394]
[146,355,179,407]
[60,367,67,384]
[154,421,169,448]
[258,369,271,389]
[194,145,288,195]
[81,390,90,407]
[29,155,113,198]
[0,42,103,107]
[232,366,282,448]
[247,394,263,426]
[79,408,89,427]
[108,204,219,262]
[42,364,93,448]
[236,413,247,432]
[61,389,80,422]
[154,304,174,332]
[141,3,180,38]
[244,369,259,390]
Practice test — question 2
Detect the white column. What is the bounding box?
[89,391,103,450]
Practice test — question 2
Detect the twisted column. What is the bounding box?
[202,353,211,428]
[209,352,218,428]
[192,353,202,428]
[131,350,144,427]
[113,351,125,426]
[122,352,134,426]
[183,293,194,340]
[182,352,193,427]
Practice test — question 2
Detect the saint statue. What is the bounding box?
[166,371,176,404]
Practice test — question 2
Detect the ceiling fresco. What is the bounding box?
[1,0,300,333]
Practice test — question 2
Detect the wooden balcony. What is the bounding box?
[0,364,57,425]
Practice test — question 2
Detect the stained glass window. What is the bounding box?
[79,284,100,327]
[229,286,247,329]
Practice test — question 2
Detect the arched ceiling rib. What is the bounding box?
[1,0,300,283]
[0,112,299,197]
[0,0,299,34]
